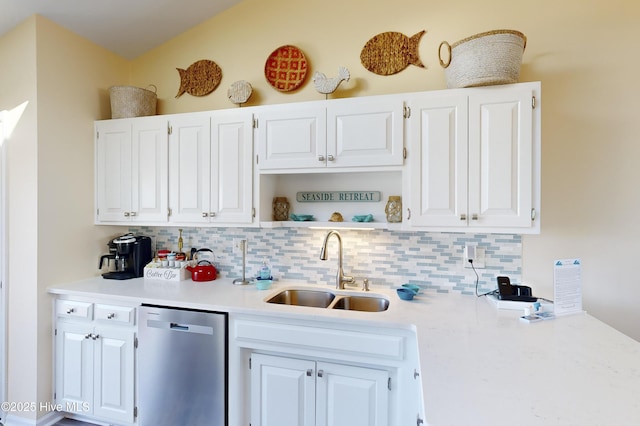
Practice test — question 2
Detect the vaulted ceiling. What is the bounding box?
[0,0,242,59]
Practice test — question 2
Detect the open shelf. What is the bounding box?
[258,171,404,227]
[259,220,403,230]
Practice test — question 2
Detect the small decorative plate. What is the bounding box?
[264,45,308,92]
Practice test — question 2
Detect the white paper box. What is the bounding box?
[144,266,191,282]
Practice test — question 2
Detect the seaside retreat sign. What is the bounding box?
[296,191,381,202]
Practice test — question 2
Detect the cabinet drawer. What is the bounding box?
[56,300,93,320]
[235,320,405,361]
[95,304,136,325]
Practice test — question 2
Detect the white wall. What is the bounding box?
[0,15,130,422]
[0,17,39,422]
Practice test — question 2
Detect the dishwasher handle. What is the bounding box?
[145,319,214,335]
[170,322,189,331]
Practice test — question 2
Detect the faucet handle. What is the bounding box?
[362,278,370,292]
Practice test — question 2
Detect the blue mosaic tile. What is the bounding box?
[128,227,522,294]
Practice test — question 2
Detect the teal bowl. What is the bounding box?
[402,284,420,294]
[397,288,416,300]
[255,280,272,290]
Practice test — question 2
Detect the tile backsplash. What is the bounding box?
[130,226,521,295]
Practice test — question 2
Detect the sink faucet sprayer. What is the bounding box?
[320,230,355,290]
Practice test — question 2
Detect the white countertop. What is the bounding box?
[49,277,640,426]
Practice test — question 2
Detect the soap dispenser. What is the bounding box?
[259,257,271,280]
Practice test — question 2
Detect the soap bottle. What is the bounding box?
[259,258,271,280]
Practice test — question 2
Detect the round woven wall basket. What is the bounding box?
[438,30,526,89]
[109,85,157,119]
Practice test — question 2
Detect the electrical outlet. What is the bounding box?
[463,244,486,269]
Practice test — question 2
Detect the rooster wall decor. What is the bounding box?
[313,66,350,97]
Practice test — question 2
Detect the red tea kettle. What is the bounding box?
[187,260,217,282]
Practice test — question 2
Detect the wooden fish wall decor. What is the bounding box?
[176,59,222,98]
[360,30,427,75]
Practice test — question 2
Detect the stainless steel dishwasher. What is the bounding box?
[138,305,227,425]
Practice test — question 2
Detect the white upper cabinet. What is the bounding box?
[256,103,326,171]
[95,83,539,233]
[327,97,404,168]
[96,111,254,227]
[95,117,168,224]
[210,109,254,223]
[95,120,131,223]
[468,87,534,229]
[168,110,254,225]
[406,82,540,233]
[407,93,469,228]
[168,113,211,223]
[256,96,404,172]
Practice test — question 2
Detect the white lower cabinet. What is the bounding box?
[55,301,136,425]
[251,353,389,426]
[230,316,412,426]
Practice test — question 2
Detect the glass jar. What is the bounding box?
[272,197,290,221]
[385,196,402,223]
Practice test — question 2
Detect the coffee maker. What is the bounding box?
[100,234,152,280]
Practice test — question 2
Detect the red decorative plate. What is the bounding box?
[264,45,308,92]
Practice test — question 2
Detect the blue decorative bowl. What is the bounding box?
[397,288,416,300]
[255,280,272,290]
[352,214,374,222]
[290,214,315,221]
[402,284,420,294]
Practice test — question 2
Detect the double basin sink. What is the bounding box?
[266,288,389,312]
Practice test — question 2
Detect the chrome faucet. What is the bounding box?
[320,230,354,289]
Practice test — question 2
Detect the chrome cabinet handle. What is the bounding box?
[209,212,216,217]
[130,211,137,217]
[124,212,130,217]
[306,369,313,377]
[317,370,324,378]
[66,308,75,314]
[471,214,478,221]
[407,208,411,220]
[327,155,335,162]
[107,313,115,319]
[460,214,467,221]
[92,334,100,340]
[202,212,208,218]
[84,333,92,339]
[318,155,325,162]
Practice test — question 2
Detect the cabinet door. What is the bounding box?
[316,362,389,426]
[251,353,316,426]
[131,116,169,222]
[210,110,254,223]
[328,97,404,168]
[256,104,326,170]
[168,114,211,223]
[55,322,94,412]
[468,87,533,229]
[408,94,468,228]
[95,120,131,222]
[93,326,135,424]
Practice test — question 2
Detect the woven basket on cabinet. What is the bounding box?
[438,30,526,89]
[109,85,157,119]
